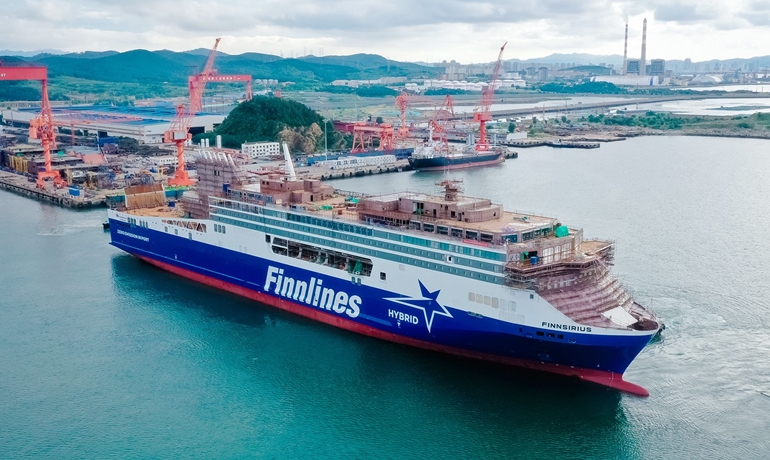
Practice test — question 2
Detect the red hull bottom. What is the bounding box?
[137,255,650,397]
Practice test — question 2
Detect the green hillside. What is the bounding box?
[194,96,345,153]
[0,49,440,101]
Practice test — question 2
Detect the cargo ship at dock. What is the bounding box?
[108,151,660,396]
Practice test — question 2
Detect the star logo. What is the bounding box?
[385,280,453,333]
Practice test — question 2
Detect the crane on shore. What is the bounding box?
[164,104,195,187]
[473,42,507,151]
[188,38,253,113]
[0,62,65,188]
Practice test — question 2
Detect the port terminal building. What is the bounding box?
[1,105,225,144]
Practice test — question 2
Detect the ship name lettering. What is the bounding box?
[117,229,149,242]
[541,322,592,333]
[264,266,361,318]
[388,309,419,325]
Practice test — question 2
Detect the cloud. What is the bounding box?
[1,0,769,62]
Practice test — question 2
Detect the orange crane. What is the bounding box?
[351,122,395,152]
[429,95,455,144]
[473,42,507,151]
[164,104,195,187]
[394,91,436,137]
[0,63,64,188]
[189,38,253,113]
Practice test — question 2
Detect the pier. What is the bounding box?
[0,171,105,209]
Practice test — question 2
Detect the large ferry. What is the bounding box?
[108,151,660,396]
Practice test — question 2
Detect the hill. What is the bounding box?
[194,96,344,152]
[1,49,438,88]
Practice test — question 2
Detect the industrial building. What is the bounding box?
[242,141,281,158]
[1,105,225,144]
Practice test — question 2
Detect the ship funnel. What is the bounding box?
[282,142,297,181]
[640,18,647,76]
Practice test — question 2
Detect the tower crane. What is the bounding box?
[164,104,195,187]
[0,63,64,188]
[188,38,253,113]
[473,42,507,151]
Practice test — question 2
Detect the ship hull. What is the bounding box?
[109,218,656,395]
[408,152,505,171]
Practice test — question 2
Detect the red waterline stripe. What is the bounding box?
[137,255,649,397]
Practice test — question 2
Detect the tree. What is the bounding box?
[376,116,384,124]
[507,122,515,133]
[561,115,568,123]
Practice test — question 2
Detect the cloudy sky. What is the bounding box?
[1,0,769,62]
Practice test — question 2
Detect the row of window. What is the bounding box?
[127,217,149,228]
[212,202,506,262]
[268,235,373,277]
[213,224,227,234]
[162,219,206,233]
[211,207,504,272]
[410,222,497,243]
[212,214,504,284]
[468,292,517,310]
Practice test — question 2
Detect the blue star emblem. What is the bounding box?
[385,281,453,333]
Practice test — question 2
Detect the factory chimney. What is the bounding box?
[622,23,629,76]
[640,18,647,76]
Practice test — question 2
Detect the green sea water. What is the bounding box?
[1,136,769,459]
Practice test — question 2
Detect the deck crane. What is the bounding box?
[164,104,195,187]
[0,63,64,188]
[188,38,253,113]
[473,42,507,151]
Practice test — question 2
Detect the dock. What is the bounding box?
[0,170,106,208]
[502,140,600,149]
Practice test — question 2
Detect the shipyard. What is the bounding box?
[2,3,770,460]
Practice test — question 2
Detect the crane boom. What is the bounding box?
[189,38,253,113]
[473,42,507,151]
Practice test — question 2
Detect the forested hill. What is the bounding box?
[194,96,345,153]
[1,49,439,86]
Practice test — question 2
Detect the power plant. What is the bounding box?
[622,18,651,77]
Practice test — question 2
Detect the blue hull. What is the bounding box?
[110,220,653,376]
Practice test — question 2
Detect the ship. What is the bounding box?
[108,150,660,396]
[408,130,506,171]
[305,147,414,166]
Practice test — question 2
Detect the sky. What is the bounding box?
[1,0,769,63]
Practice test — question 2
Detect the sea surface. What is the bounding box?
[633,97,770,116]
[2,136,769,459]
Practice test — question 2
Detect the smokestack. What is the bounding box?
[622,23,629,76]
[640,18,647,76]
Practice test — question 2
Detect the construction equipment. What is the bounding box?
[163,104,195,187]
[473,42,507,151]
[188,38,253,113]
[351,122,395,153]
[0,63,65,188]
[427,95,455,154]
[395,91,435,138]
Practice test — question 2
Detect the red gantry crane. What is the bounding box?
[0,62,64,188]
[164,104,195,187]
[473,42,507,151]
[188,38,253,113]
